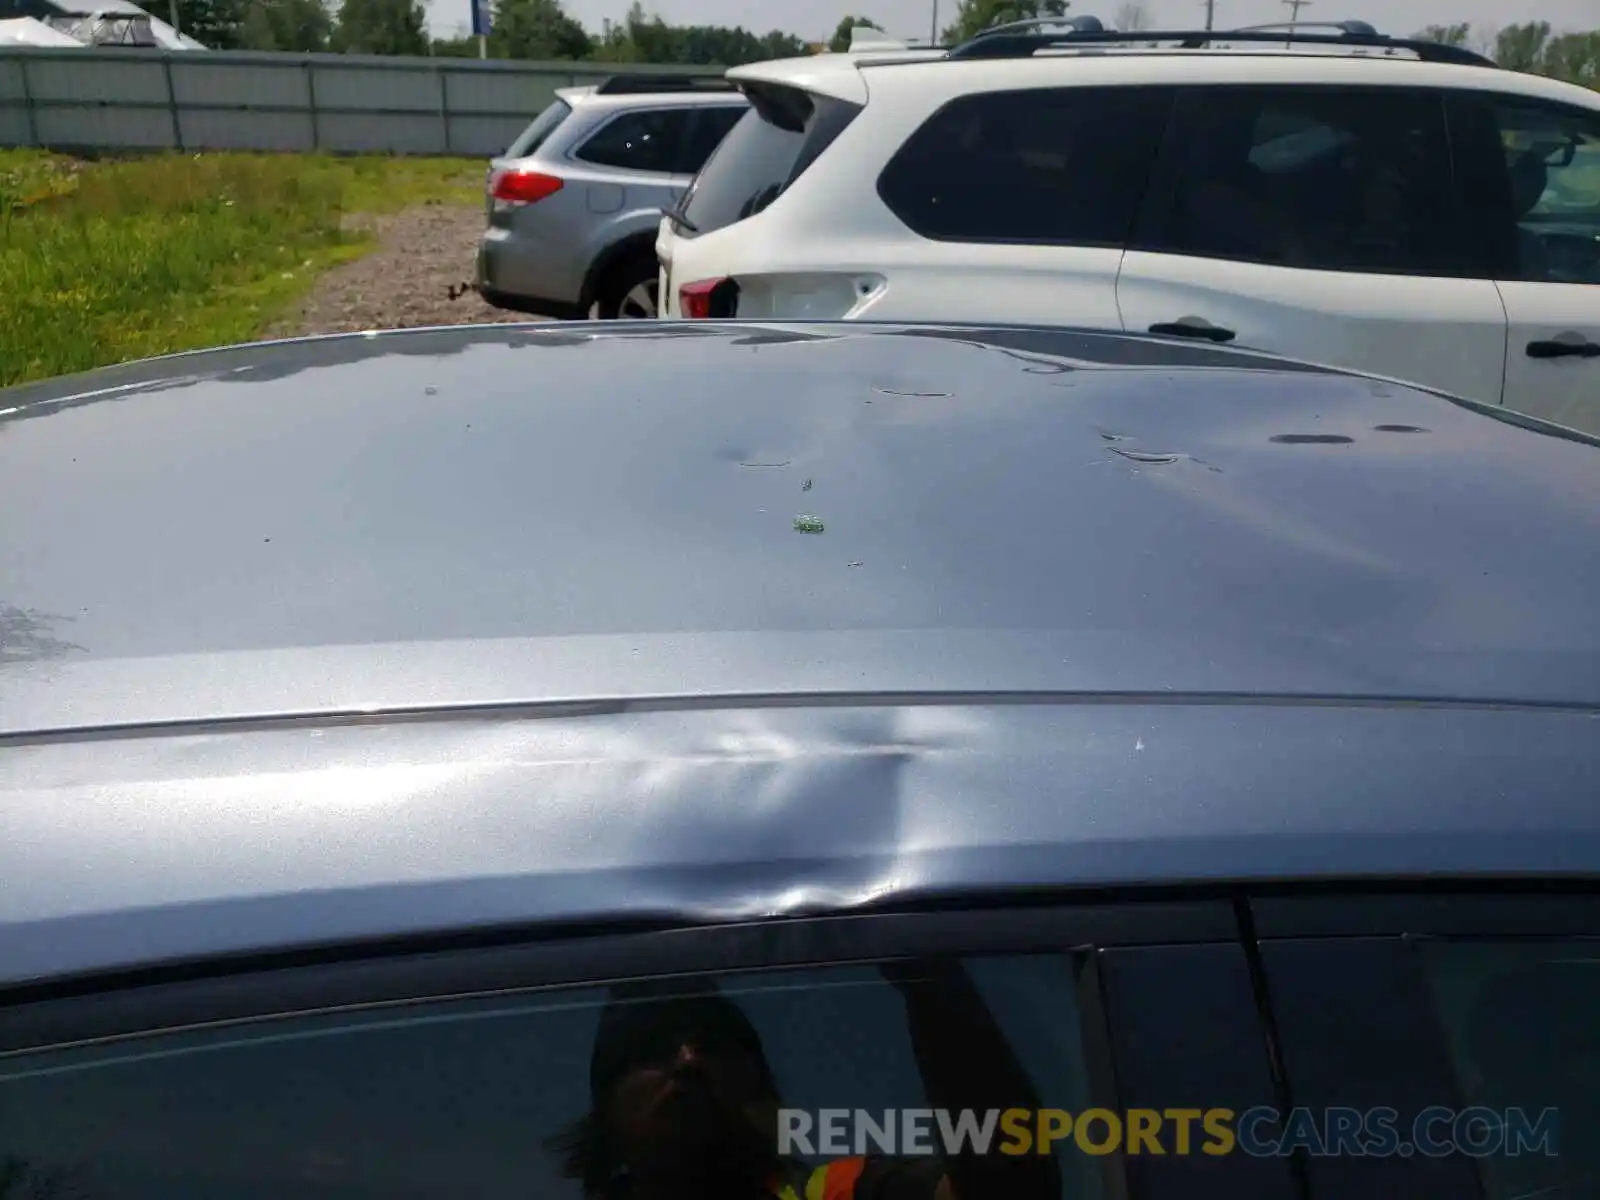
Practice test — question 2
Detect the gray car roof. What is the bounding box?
[1,321,1597,986]
[3,320,1597,737]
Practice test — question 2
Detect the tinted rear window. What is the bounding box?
[1418,939,1599,1200]
[1132,86,1463,277]
[506,99,572,159]
[676,84,861,238]
[877,86,1174,246]
[679,104,748,173]
[574,108,695,173]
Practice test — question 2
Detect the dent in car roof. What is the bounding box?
[1,320,1598,738]
[3,321,1599,988]
[3,699,1598,987]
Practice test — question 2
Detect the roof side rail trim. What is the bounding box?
[944,24,1497,67]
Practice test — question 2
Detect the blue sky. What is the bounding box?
[430,0,1600,43]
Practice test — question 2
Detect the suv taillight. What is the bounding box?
[491,169,563,205]
[679,277,737,319]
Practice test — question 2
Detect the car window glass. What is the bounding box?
[1256,937,1488,1196]
[677,87,860,238]
[575,108,692,173]
[679,106,802,234]
[876,86,1173,246]
[1417,939,1600,1200]
[0,956,1101,1200]
[1098,943,1298,1200]
[1490,102,1600,284]
[1142,87,1461,276]
[677,105,747,175]
[506,99,572,159]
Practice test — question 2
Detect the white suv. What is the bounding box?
[656,19,1600,435]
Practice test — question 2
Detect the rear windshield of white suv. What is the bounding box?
[505,99,572,159]
[674,83,861,238]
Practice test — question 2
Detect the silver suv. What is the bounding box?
[476,76,747,320]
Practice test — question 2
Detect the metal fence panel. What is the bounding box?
[0,56,25,102]
[172,58,309,108]
[179,107,312,151]
[312,62,441,113]
[443,66,573,115]
[0,48,718,157]
[316,110,446,153]
[0,105,29,147]
[24,54,168,102]
[33,103,171,147]
[445,113,527,157]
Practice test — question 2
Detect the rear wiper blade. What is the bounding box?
[662,199,698,232]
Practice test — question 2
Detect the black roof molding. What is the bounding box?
[946,17,1497,66]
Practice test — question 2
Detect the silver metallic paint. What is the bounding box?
[2,321,1596,986]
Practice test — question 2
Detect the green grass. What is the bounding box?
[0,151,482,388]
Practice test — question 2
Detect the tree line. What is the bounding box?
[165,0,1598,86]
[1416,20,1598,86]
[164,0,826,59]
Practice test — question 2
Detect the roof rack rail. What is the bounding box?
[967,15,1108,38]
[945,20,1497,67]
[593,74,735,95]
[1230,19,1378,34]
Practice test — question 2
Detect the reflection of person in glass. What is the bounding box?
[550,959,1062,1200]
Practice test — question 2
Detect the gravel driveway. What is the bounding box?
[270,201,555,337]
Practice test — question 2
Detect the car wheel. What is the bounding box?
[594,257,659,320]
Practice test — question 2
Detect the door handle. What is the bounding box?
[1527,337,1600,359]
[1149,318,1236,343]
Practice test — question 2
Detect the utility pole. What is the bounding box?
[1281,0,1309,44]
[930,0,937,46]
[1202,0,1215,30]
[471,0,488,58]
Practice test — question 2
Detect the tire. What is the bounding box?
[592,254,660,320]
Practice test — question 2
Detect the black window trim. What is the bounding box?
[1128,82,1483,281]
[1234,898,1314,1200]
[1096,935,1302,1200]
[1249,888,1600,939]
[568,102,711,175]
[1237,889,1600,1200]
[0,900,1238,1056]
[874,84,1180,251]
[1073,949,1134,1200]
[13,888,1595,1055]
[1249,932,1490,1200]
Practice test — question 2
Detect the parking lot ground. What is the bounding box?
[268,201,554,338]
